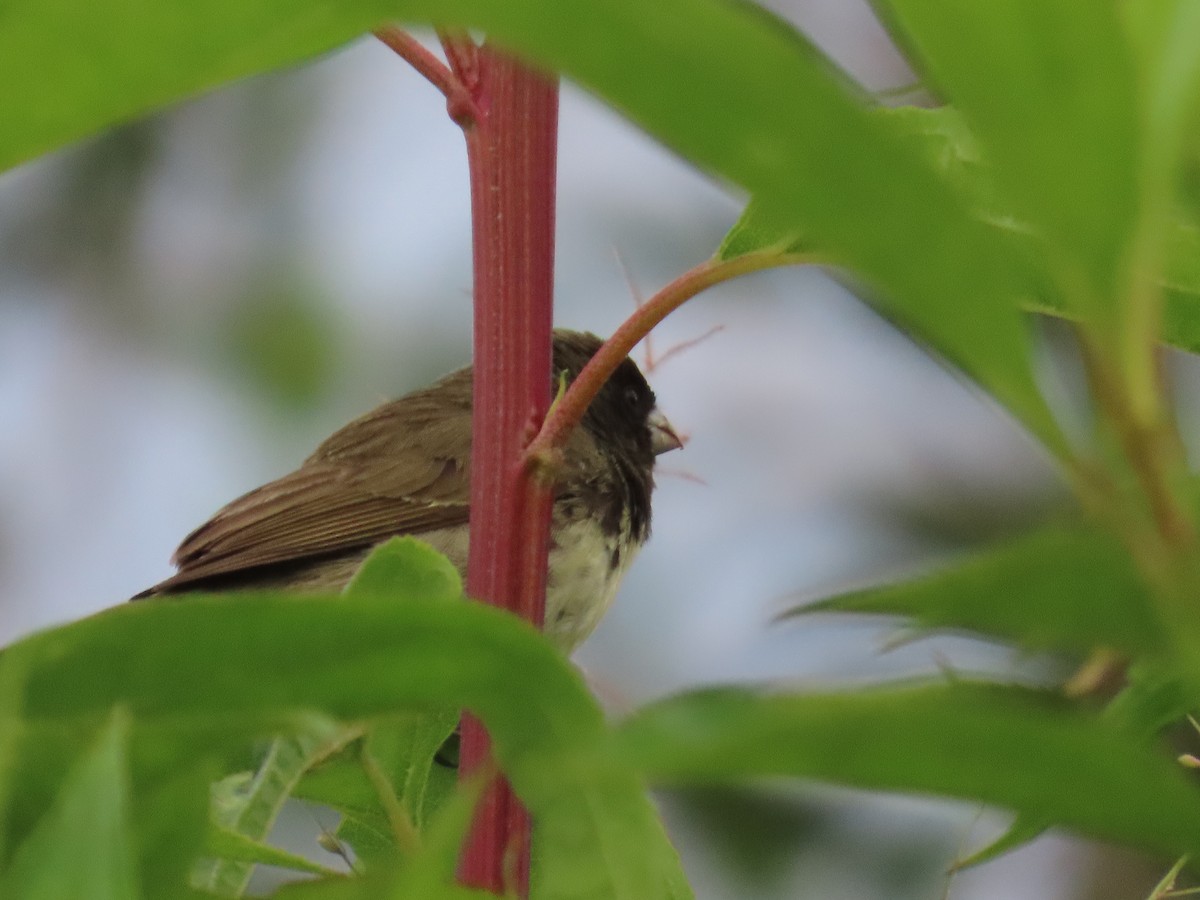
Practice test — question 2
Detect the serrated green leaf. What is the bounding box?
[793,522,1162,655]
[204,824,343,877]
[875,1,1138,317]
[5,594,690,900]
[0,712,141,900]
[195,721,360,895]
[616,682,1200,861]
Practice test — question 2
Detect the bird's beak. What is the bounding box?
[648,408,684,456]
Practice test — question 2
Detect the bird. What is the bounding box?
[133,329,682,652]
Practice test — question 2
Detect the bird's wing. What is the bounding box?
[143,384,473,594]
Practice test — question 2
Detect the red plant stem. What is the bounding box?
[374,27,480,128]
[454,45,559,897]
[526,250,805,472]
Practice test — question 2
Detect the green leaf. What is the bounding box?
[195,720,359,895]
[793,522,1164,655]
[272,870,490,900]
[950,815,1046,871]
[1105,663,1197,738]
[204,824,343,877]
[344,537,464,605]
[1162,217,1200,354]
[0,712,141,900]
[224,281,343,411]
[5,593,690,900]
[0,0,403,171]
[716,199,806,261]
[876,106,1200,357]
[718,106,1007,263]
[1121,1,1200,196]
[365,710,460,831]
[616,682,1200,860]
[875,1,1139,317]
[0,649,31,864]
[377,772,486,899]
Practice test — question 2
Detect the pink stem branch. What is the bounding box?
[526,251,809,471]
[374,26,481,128]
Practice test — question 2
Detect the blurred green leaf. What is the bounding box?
[617,682,1200,860]
[0,0,403,171]
[3,589,688,899]
[204,823,342,877]
[1105,664,1197,738]
[951,815,1046,871]
[875,1,1138,318]
[272,869,490,900]
[793,522,1163,655]
[871,105,1200,356]
[0,651,30,865]
[715,199,806,261]
[1121,2,1200,194]
[225,283,343,411]
[718,106,1008,264]
[0,713,140,900]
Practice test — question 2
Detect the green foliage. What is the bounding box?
[224,283,344,411]
[10,0,1200,895]
[617,682,1200,860]
[0,542,689,897]
[0,0,404,171]
[793,522,1164,655]
[0,714,140,900]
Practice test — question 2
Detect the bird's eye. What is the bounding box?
[623,386,642,407]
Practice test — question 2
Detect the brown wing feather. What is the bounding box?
[145,369,473,593]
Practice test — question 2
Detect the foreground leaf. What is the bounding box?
[0,713,140,900]
[204,824,343,878]
[876,1,1138,317]
[793,522,1163,655]
[0,0,404,171]
[3,590,688,899]
[617,682,1200,861]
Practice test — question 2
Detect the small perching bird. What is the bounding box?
[134,330,682,651]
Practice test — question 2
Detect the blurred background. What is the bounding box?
[0,1,1166,897]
